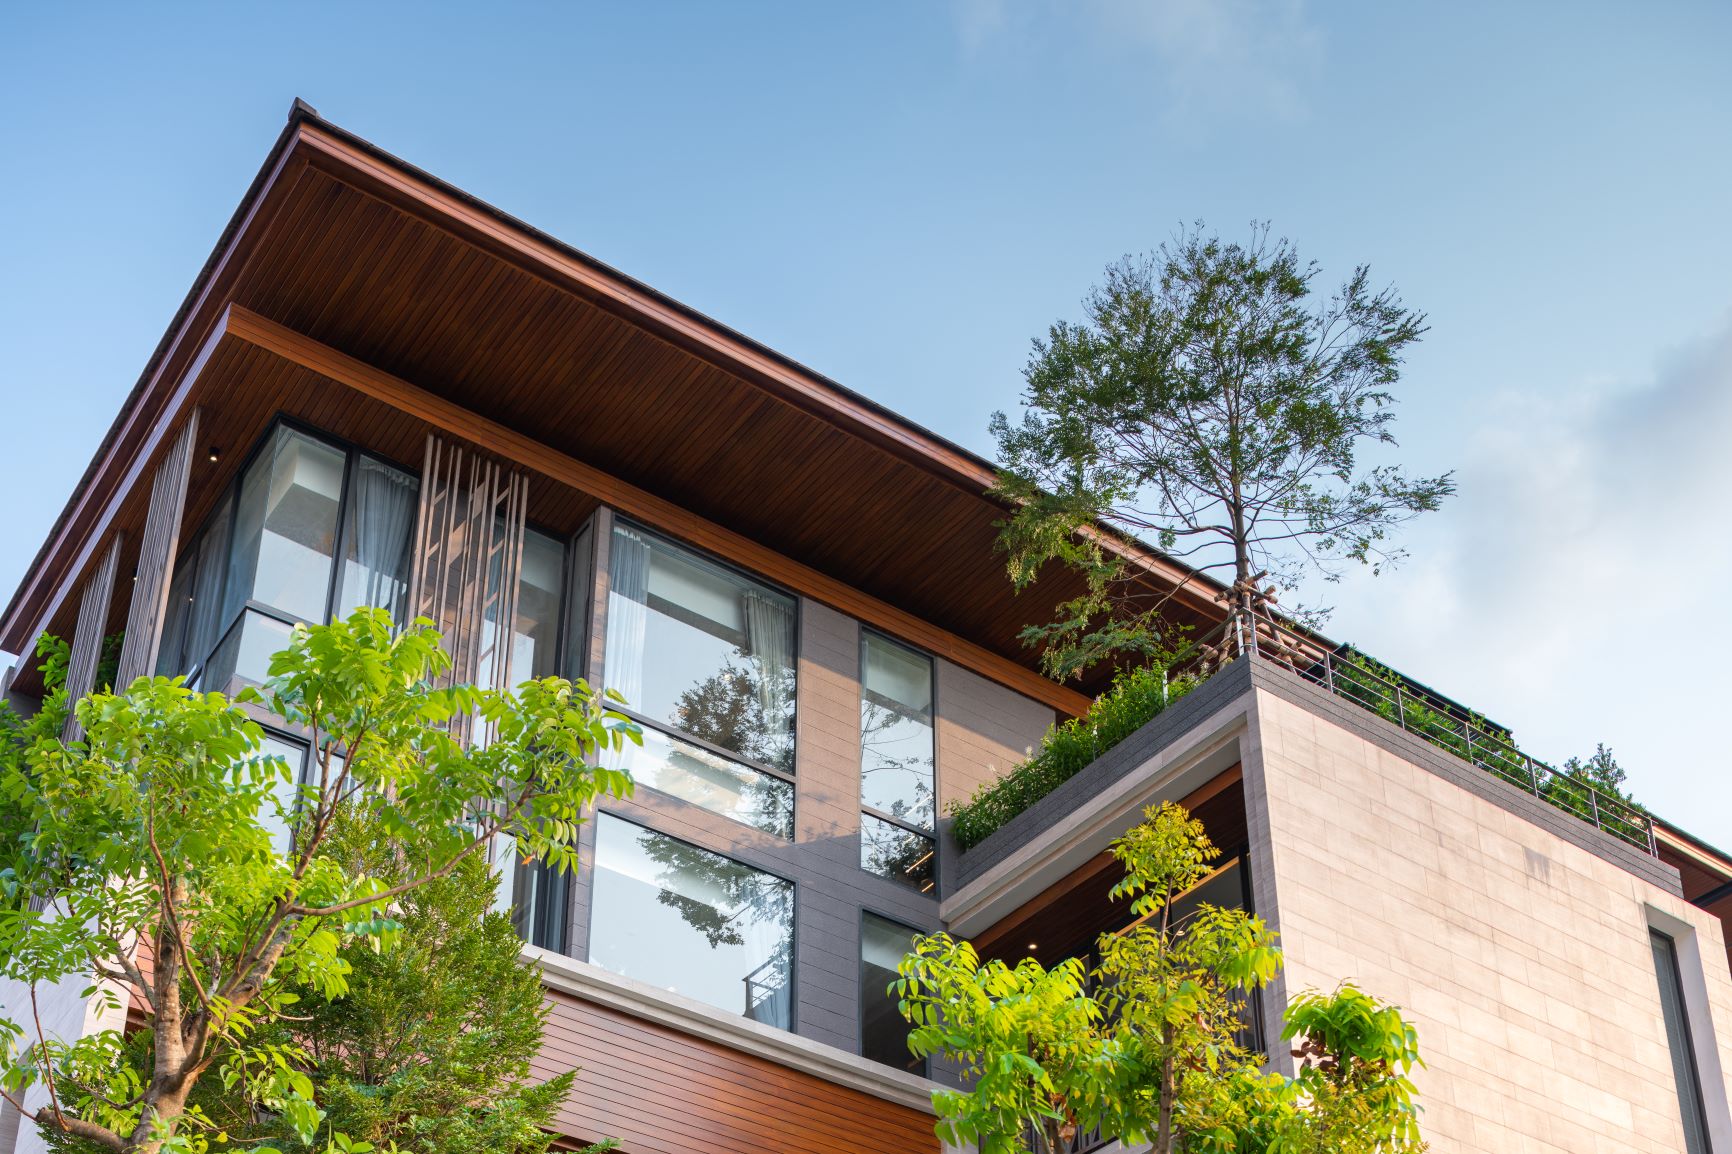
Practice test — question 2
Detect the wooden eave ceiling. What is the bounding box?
[2,111,1224,706]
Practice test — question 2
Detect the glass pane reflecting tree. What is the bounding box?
[860,630,936,891]
[862,913,925,1073]
[603,524,798,835]
[588,814,794,1028]
[605,524,796,772]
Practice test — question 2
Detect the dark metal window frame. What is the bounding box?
[164,415,422,690]
[1650,928,1714,1153]
[587,808,801,1033]
[857,906,930,1077]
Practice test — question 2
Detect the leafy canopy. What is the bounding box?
[991,224,1453,680]
[0,609,638,1154]
[895,803,1425,1154]
[44,808,611,1154]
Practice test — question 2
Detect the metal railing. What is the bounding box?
[1172,610,1657,856]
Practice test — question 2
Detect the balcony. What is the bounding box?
[947,613,1667,926]
[1209,613,1655,855]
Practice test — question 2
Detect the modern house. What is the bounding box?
[2,102,1730,1154]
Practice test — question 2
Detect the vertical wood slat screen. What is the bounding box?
[114,410,200,691]
[407,432,529,745]
[61,535,123,742]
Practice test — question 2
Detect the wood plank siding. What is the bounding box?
[533,991,938,1154]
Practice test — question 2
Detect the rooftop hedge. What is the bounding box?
[947,664,1197,850]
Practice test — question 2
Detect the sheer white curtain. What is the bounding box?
[742,588,794,733]
[605,526,650,706]
[341,457,419,621]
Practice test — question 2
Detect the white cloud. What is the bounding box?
[1321,312,1732,846]
[1094,0,1322,122]
[953,0,1323,124]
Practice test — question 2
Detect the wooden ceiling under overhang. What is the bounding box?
[2,109,1224,706]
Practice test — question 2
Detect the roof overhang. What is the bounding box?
[1,102,1226,707]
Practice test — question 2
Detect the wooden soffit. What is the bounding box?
[2,104,1225,706]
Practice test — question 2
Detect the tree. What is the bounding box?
[42,808,611,1154]
[1542,742,1644,837]
[991,225,1454,681]
[263,810,601,1154]
[0,609,639,1154]
[895,803,1424,1154]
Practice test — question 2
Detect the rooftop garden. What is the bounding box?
[949,662,1198,850]
[960,225,1651,862]
[946,621,1652,856]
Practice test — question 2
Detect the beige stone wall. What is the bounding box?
[1248,686,1732,1152]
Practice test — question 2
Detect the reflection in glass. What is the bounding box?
[256,736,308,855]
[1169,858,1247,931]
[605,727,793,840]
[157,503,236,680]
[156,549,196,677]
[605,525,796,772]
[562,524,594,682]
[334,456,419,624]
[861,913,924,1073]
[861,812,935,894]
[222,428,345,628]
[1651,930,1711,1154]
[186,502,233,669]
[202,611,295,693]
[510,856,569,954]
[589,814,794,1028]
[861,631,935,830]
[513,529,565,680]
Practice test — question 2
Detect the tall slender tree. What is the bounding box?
[992,225,1454,680]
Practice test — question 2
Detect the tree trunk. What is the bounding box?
[126,1084,191,1154]
[1155,1045,1176,1154]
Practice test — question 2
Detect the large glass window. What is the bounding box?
[222,427,346,627]
[158,424,422,692]
[333,455,420,623]
[588,813,794,1028]
[510,857,570,954]
[603,523,797,834]
[256,735,309,855]
[861,913,924,1073]
[1650,930,1712,1154]
[860,631,936,893]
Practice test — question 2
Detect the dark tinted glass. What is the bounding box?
[1650,930,1711,1154]
[861,913,923,1073]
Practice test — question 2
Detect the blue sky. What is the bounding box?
[3,2,1729,844]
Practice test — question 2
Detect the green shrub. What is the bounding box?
[948,664,1196,850]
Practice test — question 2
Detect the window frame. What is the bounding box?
[162,416,421,690]
[585,808,800,1031]
[1650,927,1714,1153]
[858,907,930,1077]
[601,516,803,786]
[857,627,939,895]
